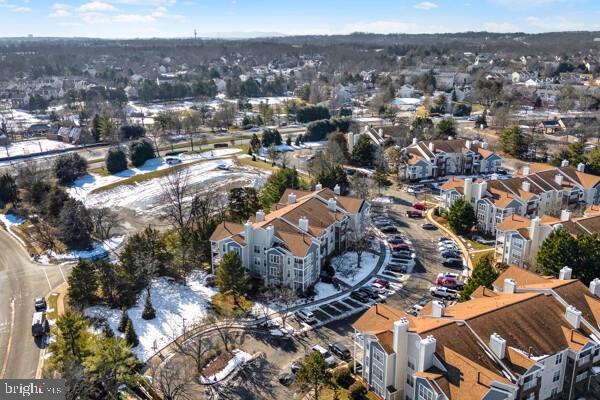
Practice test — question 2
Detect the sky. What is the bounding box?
[0,0,599,38]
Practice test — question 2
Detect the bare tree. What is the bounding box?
[207,316,239,353]
[267,144,280,166]
[30,219,59,252]
[273,286,298,329]
[172,328,210,377]
[89,207,120,243]
[348,229,372,271]
[350,173,371,200]
[149,361,194,400]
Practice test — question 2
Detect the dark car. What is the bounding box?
[278,373,296,386]
[380,226,398,234]
[441,251,461,259]
[387,264,407,273]
[421,223,437,230]
[406,210,423,219]
[358,287,380,300]
[350,290,370,302]
[34,297,47,311]
[329,342,351,360]
[443,259,464,268]
[391,252,414,260]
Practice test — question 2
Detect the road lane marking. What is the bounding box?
[58,265,66,283]
[0,298,15,378]
[42,267,52,291]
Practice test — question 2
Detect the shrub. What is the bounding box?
[120,125,145,140]
[118,308,130,333]
[54,153,88,185]
[129,139,155,167]
[333,367,354,389]
[142,293,156,320]
[105,148,128,174]
[125,318,139,347]
[58,199,93,250]
[348,382,367,400]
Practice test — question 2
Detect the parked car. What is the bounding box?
[358,286,380,300]
[296,309,317,324]
[421,223,437,230]
[278,372,296,386]
[442,259,464,268]
[429,286,458,300]
[436,272,464,289]
[291,360,302,374]
[31,312,49,337]
[441,250,462,259]
[413,203,427,211]
[386,264,407,273]
[350,290,370,302]
[34,297,47,311]
[329,342,351,360]
[312,344,336,366]
[374,278,390,288]
[380,226,398,234]
[406,210,423,219]
[410,304,424,316]
[165,157,182,166]
[391,252,415,260]
[371,282,388,294]
[438,237,452,242]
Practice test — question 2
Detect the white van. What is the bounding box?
[312,344,336,366]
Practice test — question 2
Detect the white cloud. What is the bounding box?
[413,1,438,10]
[347,20,448,34]
[79,1,118,13]
[110,0,176,4]
[114,13,156,23]
[50,3,72,17]
[10,6,31,12]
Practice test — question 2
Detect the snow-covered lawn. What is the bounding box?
[85,271,218,360]
[200,349,252,384]
[331,251,381,286]
[1,139,73,158]
[76,159,268,214]
[68,149,241,203]
[37,236,124,263]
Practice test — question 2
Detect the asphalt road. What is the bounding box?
[0,230,70,379]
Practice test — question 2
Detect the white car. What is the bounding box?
[429,286,458,300]
[165,157,182,165]
[312,344,336,366]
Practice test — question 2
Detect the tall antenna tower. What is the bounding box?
[194,29,197,40]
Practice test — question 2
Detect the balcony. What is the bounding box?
[523,378,538,391]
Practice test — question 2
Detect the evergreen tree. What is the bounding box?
[459,255,499,301]
[44,185,69,220]
[554,142,586,167]
[250,133,261,152]
[228,187,260,222]
[105,148,128,174]
[259,167,300,209]
[128,139,155,167]
[446,198,477,236]
[91,114,102,142]
[124,318,139,347]
[286,136,292,146]
[48,311,92,365]
[83,336,139,394]
[67,260,98,309]
[437,119,456,137]
[142,293,156,320]
[587,146,600,175]
[118,309,130,333]
[499,125,527,157]
[0,173,18,206]
[351,135,375,166]
[537,227,580,278]
[54,153,88,185]
[316,165,349,195]
[373,165,389,193]
[296,351,332,400]
[216,251,249,307]
[58,199,93,250]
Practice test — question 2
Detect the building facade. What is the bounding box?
[209,186,369,291]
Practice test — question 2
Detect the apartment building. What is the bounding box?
[209,185,368,291]
[353,267,600,400]
[440,161,600,235]
[495,209,600,267]
[401,138,502,181]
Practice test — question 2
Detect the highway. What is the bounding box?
[0,229,70,379]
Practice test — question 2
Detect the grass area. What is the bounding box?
[211,292,254,317]
[318,385,378,400]
[464,238,493,252]
[46,293,59,321]
[469,249,495,266]
[89,166,111,177]
[238,157,281,173]
[166,135,252,151]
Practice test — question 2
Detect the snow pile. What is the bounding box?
[43,236,124,262]
[331,251,380,286]
[0,213,25,227]
[85,271,218,360]
[372,197,393,204]
[199,349,252,384]
[0,139,73,158]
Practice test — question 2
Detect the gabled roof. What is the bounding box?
[441,176,464,191]
[209,221,244,241]
[496,214,530,232]
[352,303,407,335]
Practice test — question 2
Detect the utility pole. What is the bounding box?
[194,29,197,41]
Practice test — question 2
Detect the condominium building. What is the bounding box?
[495,207,600,268]
[440,161,600,235]
[353,267,600,400]
[401,138,502,181]
[209,185,369,291]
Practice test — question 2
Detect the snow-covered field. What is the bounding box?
[0,139,73,158]
[85,271,218,360]
[331,251,381,286]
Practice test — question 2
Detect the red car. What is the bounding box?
[413,203,427,211]
[374,278,390,288]
[436,273,464,289]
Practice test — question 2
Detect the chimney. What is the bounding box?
[364,125,370,133]
[589,278,600,297]
[465,140,472,149]
[315,182,323,191]
[560,209,571,222]
[288,192,296,204]
[504,278,517,294]
[481,142,489,150]
[432,300,445,318]
[393,319,410,390]
[565,305,582,329]
[428,142,435,152]
[561,159,569,167]
[244,220,253,243]
[298,216,309,231]
[328,197,337,211]
[464,178,473,202]
[559,266,572,280]
[256,209,265,222]
[577,163,586,172]
[555,174,564,186]
[522,180,531,192]
[378,128,383,137]
[333,184,341,195]
[489,333,507,359]
[523,165,530,176]
[418,335,437,372]
[475,181,487,200]
[412,137,418,145]
[491,173,498,180]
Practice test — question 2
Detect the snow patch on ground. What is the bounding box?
[372,197,393,204]
[331,251,380,286]
[0,139,73,158]
[38,236,124,263]
[199,349,252,384]
[85,271,218,360]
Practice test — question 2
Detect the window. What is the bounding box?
[373,349,383,363]
[372,364,384,381]
[407,359,415,371]
[417,385,434,400]
[269,254,281,264]
[406,375,414,387]
[555,353,563,365]
[551,388,558,397]
[254,245,261,254]
[553,371,560,382]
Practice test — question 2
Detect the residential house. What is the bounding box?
[440,161,600,235]
[353,269,600,400]
[538,119,561,134]
[401,139,501,181]
[209,186,369,291]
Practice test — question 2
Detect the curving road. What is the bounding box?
[0,229,70,379]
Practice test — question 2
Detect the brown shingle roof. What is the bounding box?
[441,177,464,191]
[352,304,407,334]
[317,188,365,214]
[496,214,530,231]
[209,221,244,241]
